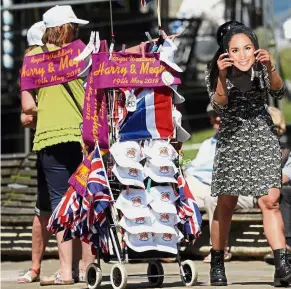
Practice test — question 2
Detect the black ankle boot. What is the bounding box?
[274,248,291,287]
[210,249,227,286]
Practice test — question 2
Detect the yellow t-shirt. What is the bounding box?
[27,45,85,151]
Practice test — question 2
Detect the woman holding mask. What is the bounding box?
[205,22,289,287]
[21,5,95,285]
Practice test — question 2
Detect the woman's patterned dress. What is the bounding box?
[205,66,285,197]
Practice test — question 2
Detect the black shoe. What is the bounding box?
[264,252,275,265]
[210,249,227,286]
[273,248,291,287]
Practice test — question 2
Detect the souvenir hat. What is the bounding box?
[115,188,152,219]
[112,164,145,188]
[160,38,183,73]
[119,216,154,234]
[172,108,191,143]
[124,231,156,252]
[144,161,178,184]
[151,210,180,235]
[144,140,178,163]
[161,71,185,104]
[27,21,46,46]
[153,230,183,254]
[110,141,144,170]
[147,185,178,214]
[43,5,89,28]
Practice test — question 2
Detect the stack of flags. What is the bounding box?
[47,144,111,253]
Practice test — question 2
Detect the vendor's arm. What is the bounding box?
[21,90,37,115]
[20,111,37,129]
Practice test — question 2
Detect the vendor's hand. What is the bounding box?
[217,53,233,78]
[254,49,272,71]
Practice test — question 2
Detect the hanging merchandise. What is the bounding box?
[124,231,156,252]
[20,40,87,91]
[144,139,178,165]
[110,141,144,170]
[47,0,202,287]
[119,87,174,142]
[115,188,152,218]
[147,185,179,214]
[119,215,154,234]
[144,161,178,184]
[47,144,112,253]
[82,40,110,152]
[112,165,145,188]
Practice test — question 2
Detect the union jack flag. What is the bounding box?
[177,173,202,238]
[47,144,111,253]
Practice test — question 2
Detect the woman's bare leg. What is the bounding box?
[211,195,238,250]
[258,188,286,250]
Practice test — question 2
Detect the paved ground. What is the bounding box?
[1,259,282,289]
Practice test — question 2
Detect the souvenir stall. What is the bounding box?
[46,1,203,289]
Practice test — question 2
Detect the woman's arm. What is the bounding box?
[21,90,37,115]
[255,49,285,99]
[214,75,228,105]
[20,112,37,129]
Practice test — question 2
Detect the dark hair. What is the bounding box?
[216,20,244,47]
[208,24,260,91]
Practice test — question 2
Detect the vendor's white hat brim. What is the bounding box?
[119,216,154,234]
[124,232,156,252]
[110,141,144,170]
[144,161,177,184]
[151,211,180,235]
[172,108,191,142]
[144,140,178,161]
[148,157,178,171]
[112,164,145,188]
[172,85,185,104]
[160,38,183,73]
[153,232,181,254]
[115,188,151,219]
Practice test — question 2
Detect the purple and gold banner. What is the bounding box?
[82,40,109,152]
[91,52,181,89]
[20,40,87,91]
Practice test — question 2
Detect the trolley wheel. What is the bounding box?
[147,260,164,288]
[181,260,198,286]
[110,263,128,289]
[85,263,102,289]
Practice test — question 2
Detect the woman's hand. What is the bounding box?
[217,53,233,78]
[254,49,272,71]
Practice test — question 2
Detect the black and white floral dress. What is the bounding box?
[205,66,285,197]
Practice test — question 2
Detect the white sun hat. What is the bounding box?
[147,185,179,214]
[112,164,145,188]
[27,21,46,46]
[124,232,156,252]
[110,141,144,170]
[43,5,89,28]
[151,210,180,235]
[172,108,191,143]
[153,230,183,254]
[161,71,185,104]
[160,37,183,73]
[119,216,154,234]
[144,140,178,164]
[115,188,152,219]
[144,161,178,184]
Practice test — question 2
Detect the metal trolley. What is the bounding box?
[83,89,199,289]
